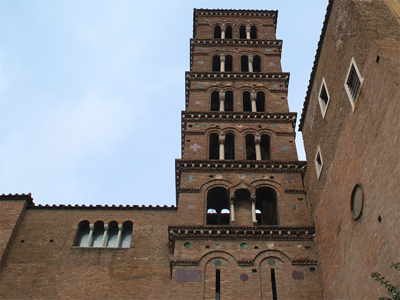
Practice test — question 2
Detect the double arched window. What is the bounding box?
[241,55,261,72]
[211,91,233,111]
[243,91,265,112]
[245,134,270,160]
[214,25,233,39]
[239,25,257,39]
[212,55,233,72]
[75,220,133,248]
[207,187,230,225]
[209,133,235,160]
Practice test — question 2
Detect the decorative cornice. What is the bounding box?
[185,71,289,82]
[182,111,296,122]
[275,131,295,136]
[285,189,306,194]
[177,188,201,193]
[183,130,204,135]
[168,225,315,252]
[291,259,318,265]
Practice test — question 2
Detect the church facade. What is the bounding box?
[1,1,399,299]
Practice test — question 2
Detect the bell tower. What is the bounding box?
[170,9,322,299]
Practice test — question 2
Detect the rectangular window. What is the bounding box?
[315,146,323,179]
[216,269,221,300]
[344,58,363,110]
[318,78,330,118]
[271,268,278,300]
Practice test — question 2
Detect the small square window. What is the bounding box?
[318,78,330,118]
[315,146,323,179]
[344,58,363,110]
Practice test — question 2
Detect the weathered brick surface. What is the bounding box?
[301,0,400,299]
[0,8,324,300]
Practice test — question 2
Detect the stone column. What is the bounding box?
[219,91,225,111]
[220,56,225,72]
[219,135,225,160]
[255,135,261,160]
[221,26,226,39]
[101,224,109,247]
[248,56,253,73]
[86,224,94,247]
[251,92,257,112]
[230,193,235,225]
[116,224,123,248]
[246,26,251,39]
[251,194,257,225]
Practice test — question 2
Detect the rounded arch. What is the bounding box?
[74,220,90,247]
[209,132,219,160]
[253,55,261,72]
[199,250,237,268]
[106,220,118,247]
[91,220,105,247]
[253,250,292,266]
[211,90,219,111]
[256,187,278,225]
[225,25,233,39]
[214,25,222,38]
[225,55,233,72]
[245,133,256,160]
[224,90,234,111]
[241,55,249,72]
[212,55,220,71]
[200,180,233,192]
[121,221,133,248]
[239,25,246,39]
[206,187,230,225]
[224,132,235,160]
[250,25,257,39]
[243,91,251,111]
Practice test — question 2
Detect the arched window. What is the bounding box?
[253,55,261,72]
[225,55,233,72]
[239,25,246,39]
[260,134,270,160]
[256,91,265,112]
[243,91,251,111]
[211,91,219,111]
[121,221,133,248]
[225,91,233,111]
[212,55,220,71]
[207,187,230,225]
[250,26,257,39]
[246,134,256,160]
[224,133,235,160]
[106,221,118,247]
[256,187,278,225]
[209,133,219,159]
[241,56,249,72]
[75,220,90,247]
[214,26,221,38]
[225,25,232,39]
[91,221,104,247]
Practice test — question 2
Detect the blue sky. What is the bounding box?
[0,0,328,206]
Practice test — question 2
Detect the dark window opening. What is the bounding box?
[216,269,221,300]
[211,91,220,111]
[346,65,361,101]
[246,134,256,160]
[225,25,232,39]
[241,56,249,72]
[209,133,219,159]
[213,55,221,72]
[376,55,380,63]
[250,26,257,39]
[225,91,233,111]
[320,84,329,107]
[207,187,230,225]
[243,91,251,111]
[256,91,265,112]
[256,187,278,225]
[214,26,221,38]
[224,133,235,160]
[271,269,278,300]
[260,134,270,160]
[225,55,233,72]
[239,25,246,39]
[253,55,261,72]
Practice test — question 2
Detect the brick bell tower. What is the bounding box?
[169,9,322,299]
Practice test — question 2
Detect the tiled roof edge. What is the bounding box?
[299,0,334,131]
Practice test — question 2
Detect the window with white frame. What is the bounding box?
[318,78,330,118]
[315,146,323,179]
[344,58,363,110]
